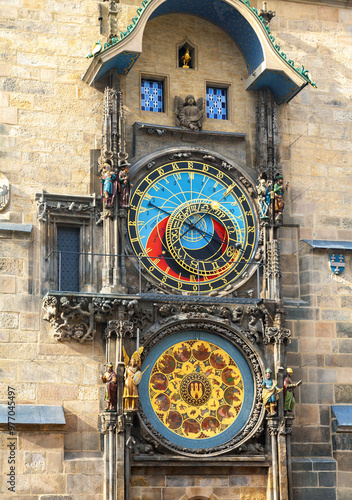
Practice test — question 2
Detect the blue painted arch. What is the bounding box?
[83,0,313,103]
[148,0,263,74]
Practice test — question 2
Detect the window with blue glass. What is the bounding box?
[57,226,80,292]
[141,80,164,113]
[206,87,228,120]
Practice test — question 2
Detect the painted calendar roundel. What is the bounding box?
[139,329,257,455]
[127,152,258,294]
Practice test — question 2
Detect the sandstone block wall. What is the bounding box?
[122,13,256,163]
[271,4,352,500]
[131,466,268,500]
[0,0,351,498]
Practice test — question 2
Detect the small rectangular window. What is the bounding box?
[57,226,80,292]
[141,79,164,113]
[206,87,228,120]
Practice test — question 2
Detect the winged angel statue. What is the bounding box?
[123,346,144,411]
[175,95,204,131]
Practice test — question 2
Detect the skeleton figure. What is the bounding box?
[256,173,271,219]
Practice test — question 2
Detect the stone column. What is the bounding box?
[285,415,294,500]
[99,84,129,294]
[102,317,135,500]
[102,216,114,292]
[268,418,279,500]
[124,412,134,500]
[114,211,127,290]
[100,412,117,500]
[278,423,289,500]
[116,414,125,500]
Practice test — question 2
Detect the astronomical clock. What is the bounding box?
[40,0,311,495]
[125,148,265,457]
[128,150,259,295]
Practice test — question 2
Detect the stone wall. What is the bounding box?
[292,457,337,500]
[275,3,352,499]
[0,0,352,499]
[131,465,268,500]
[0,0,103,227]
[1,0,105,493]
[122,13,256,163]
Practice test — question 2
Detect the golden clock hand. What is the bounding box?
[186,185,236,230]
[222,183,236,200]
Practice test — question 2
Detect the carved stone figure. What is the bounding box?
[100,362,118,411]
[262,368,282,416]
[0,172,10,212]
[256,173,271,219]
[175,95,204,131]
[246,313,261,343]
[100,163,118,207]
[259,2,276,25]
[272,173,284,222]
[123,346,144,411]
[118,165,131,208]
[284,367,302,413]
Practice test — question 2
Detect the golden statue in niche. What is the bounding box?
[181,47,191,68]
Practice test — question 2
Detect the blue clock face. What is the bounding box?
[128,160,258,293]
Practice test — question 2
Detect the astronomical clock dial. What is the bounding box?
[128,158,258,293]
[139,330,256,455]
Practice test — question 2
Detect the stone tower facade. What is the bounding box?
[0,1,351,500]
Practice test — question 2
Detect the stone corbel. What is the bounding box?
[99,412,118,434]
[42,293,140,342]
[267,419,279,435]
[42,295,94,342]
[279,417,293,436]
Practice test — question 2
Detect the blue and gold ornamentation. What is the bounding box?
[128,159,258,294]
[149,340,244,439]
[139,331,255,449]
